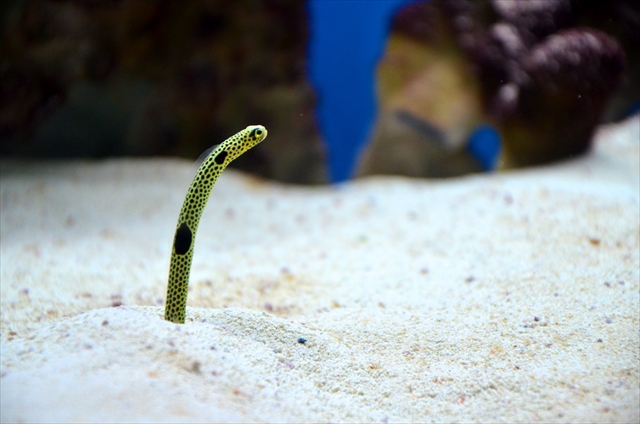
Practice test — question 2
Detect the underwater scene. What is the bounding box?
[1,1,639,422]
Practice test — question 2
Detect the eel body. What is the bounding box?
[165,125,268,323]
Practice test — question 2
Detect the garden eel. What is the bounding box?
[165,125,268,323]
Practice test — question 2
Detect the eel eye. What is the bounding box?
[256,129,263,136]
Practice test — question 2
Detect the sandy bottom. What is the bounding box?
[1,116,638,423]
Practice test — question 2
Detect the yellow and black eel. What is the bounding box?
[165,125,268,323]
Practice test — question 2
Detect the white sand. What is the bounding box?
[1,116,638,423]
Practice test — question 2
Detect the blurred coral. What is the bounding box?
[493,29,625,167]
[471,0,632,168]
[0,0,327,184]
[0,0,113,138]
[358,0,638,176]
[356,1,484,178]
